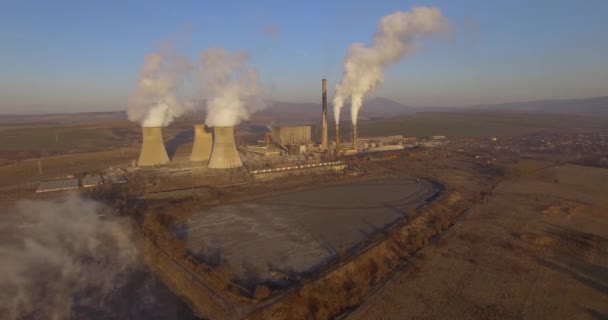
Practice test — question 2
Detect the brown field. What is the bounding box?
[133,148,503,319]
[357,111,608,138]
[346,162,608,320]
[1,111,607,319]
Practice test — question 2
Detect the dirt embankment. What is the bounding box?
[246,188,497,320]
[135,153,503,320]
[346,163,608,320]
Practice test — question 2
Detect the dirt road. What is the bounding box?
[347,164,608,320]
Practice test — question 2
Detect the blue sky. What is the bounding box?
[1,0,607,113]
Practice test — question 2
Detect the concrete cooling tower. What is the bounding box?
[137,127,170,167]
[208,126,243,169]
[190,124,212,162]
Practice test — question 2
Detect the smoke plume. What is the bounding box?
[199,48,265,127]
[128,44,191,127]
[333,6,449,125]
[0,194,191,319]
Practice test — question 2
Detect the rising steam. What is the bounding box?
[128,45,191,127]
[199,48,265,127]
[0,195,138,319]
[333,6,450,125]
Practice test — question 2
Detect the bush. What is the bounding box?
[408,229,429,252]
[430,214,451,234]
[367,259,379,285]
[254,285,271,300]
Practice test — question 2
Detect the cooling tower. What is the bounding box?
[137,127,170,167]
[190,124,212,162]
[208,126,243,169]
[321,79,328,150]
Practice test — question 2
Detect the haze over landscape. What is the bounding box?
[1,0,607,114]
[1,1,608,320]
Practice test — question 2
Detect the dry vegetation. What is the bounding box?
[134,151,608,320]
[347,163,608,320]
[4,112,605,319]
[130,151,503,319]
[358,111,607,138]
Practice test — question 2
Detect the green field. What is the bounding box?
[0,127,126,152]
[357,112,608,138]
[1,111,606,159]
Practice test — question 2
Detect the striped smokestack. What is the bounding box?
[335,124,340,153]
[352,123,358,151]
[321,79,328,150]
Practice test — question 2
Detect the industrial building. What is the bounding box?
[33,77,430,198]
[271,126,312,146]
[36,178,79,193]
[127,78,420,172]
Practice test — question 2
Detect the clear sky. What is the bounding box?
[1,0,607,114]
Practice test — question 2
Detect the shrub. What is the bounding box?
[254,285,271,300]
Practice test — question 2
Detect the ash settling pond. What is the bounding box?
[173,176,438,284]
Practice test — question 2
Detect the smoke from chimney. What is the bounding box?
[128,43,191,127]
[332,6,450,125]
[199,48,265,127]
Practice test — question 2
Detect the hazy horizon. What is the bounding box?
[1,0,607,114]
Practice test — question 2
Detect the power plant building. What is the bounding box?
[271,126,312,146]
[36,178,79,193]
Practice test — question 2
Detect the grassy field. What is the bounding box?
[348,163,608,320]
[0,120,144,160]
[357,111,608,138]
[0,147,139,190]
[0,127,123,151]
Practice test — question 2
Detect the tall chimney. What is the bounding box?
[335,124,340,153]
[137,127,170,167]
[352,123,358,151]
[190,124,212,162]
[208,126,243,169]
[321,79,328,150]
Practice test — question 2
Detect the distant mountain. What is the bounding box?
[0,111,127,127]
[357,97,416,119]
[472,96,608,115]
[254,97,415,125]
[3,96,605,127]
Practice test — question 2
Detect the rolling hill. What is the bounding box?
[472,96,608,115]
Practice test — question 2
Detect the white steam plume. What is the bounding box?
[333,6,449,125]
[199,48,265,127]
[0,194,139,319]
[128,44,191,127]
